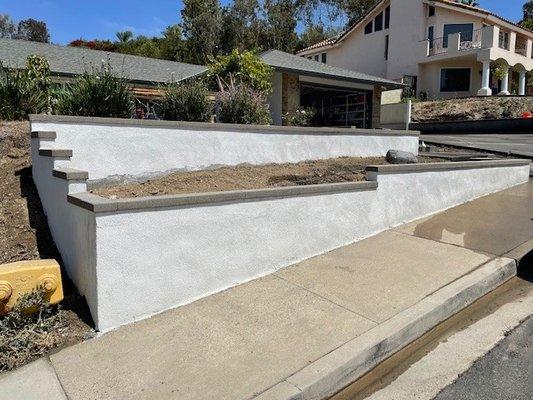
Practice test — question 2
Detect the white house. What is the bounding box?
[297,0,533,99]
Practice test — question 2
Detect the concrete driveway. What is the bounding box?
[420,134,533,159]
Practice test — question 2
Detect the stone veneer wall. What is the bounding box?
[282,73,300,124]
[372,85,383,128]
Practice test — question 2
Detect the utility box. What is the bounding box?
[0,259,63,315]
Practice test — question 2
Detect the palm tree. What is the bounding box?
[116,31,133,43]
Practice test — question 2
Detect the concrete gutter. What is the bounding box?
[255,257,517,400]
[67,181,379,213]
[29,114,420,137]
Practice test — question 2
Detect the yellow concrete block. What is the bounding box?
[0,259,63,315]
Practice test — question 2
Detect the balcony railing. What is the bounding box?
[426,29,482,57]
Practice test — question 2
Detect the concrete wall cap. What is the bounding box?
[38,149,73,158]
[30,131,56,139]
[67,181,378,213]
[53,168,89,181]
[29,114,420,137]
[366,159,530,173]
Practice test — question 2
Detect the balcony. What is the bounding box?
[420,25,533,71]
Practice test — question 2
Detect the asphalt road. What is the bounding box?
[433,316,533,400]
[420,134,533,158]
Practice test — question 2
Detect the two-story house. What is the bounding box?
[297,0,533,99]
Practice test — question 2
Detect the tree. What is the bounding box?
[261,0,299,52]
[521,1,533,30]
[158,25,186,61]
[116,31,133,43]
[297,23,339,51]
[180,0,222,64]
[15,18,50,43]
[220,0,263,54]
[0,14,15,38]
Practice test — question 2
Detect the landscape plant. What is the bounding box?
[208,49,273,93]
[55,63,134,118]
[0,289,67,371]
[0,55,52,121]
[282,107,316,126]
[216,76,272,125]
[160,80,212,122]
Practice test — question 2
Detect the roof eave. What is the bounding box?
[269,65,405,90]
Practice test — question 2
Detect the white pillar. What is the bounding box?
[477,61,492,96]
[518,71,526,96]
[499,66,510,95]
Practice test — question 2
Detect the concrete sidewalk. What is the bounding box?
[2,181,532,400]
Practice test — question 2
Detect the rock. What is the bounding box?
[386,150,418,164]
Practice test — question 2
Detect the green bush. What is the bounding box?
[208,49,273,93]
[55,64,133,118]
[216,78,271,125]
[282,107,316,126]
[161,81,212,122]
[0,55,51,120]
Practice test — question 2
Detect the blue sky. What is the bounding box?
[1,0,526,45]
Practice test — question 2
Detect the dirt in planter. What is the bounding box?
[93,155,444,199]
[0,121,94,372]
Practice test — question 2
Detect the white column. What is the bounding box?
[477,61,492,96]
[518,71,526,96]
[499,66,510,95]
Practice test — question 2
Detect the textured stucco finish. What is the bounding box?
[30,121,419,182]
[90,163,528,331]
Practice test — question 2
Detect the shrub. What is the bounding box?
[208,49,273,93]
[55,63,133,118]
[216,78,272,125]
[0,55,51,120]
[161,80,212,122]
[0,289,67,371]
[282,107,316,126]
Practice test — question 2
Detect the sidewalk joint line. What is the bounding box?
[272,273,380,325]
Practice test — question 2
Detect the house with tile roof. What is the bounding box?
[297,0,533,99]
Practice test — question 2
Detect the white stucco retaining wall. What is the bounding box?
[68,162,528,332]
[30,115,419,183]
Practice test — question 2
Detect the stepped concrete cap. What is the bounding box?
[30,130,56,139]
[29,114,420,137]
[38,149,73,158]
[366,159,530,174]
[53,168,89,181]
[68,181,378,213]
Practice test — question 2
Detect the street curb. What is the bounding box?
[254,257,517,400]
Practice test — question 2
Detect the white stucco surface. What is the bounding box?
[90,164,528,331]
[29,121,530,332]
[30,121,419,182]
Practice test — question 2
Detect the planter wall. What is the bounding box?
[30,115,419,185]
[29,118,530,332]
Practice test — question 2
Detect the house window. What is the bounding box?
[440,68,471,92]
[443,23,473,47]
[364,21,373,34]
[429,6,435,17]
[385,6,390,29]
[385,35,389,59]
[428,26,434,49]
[375,13,383,31]
[321,53,327,63]
[314,54,319,61]
[498,31,509,49]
